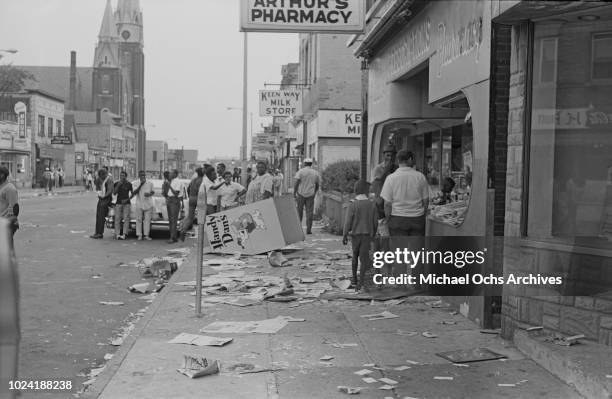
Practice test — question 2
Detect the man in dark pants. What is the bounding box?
[380,150,429,280]
[166,169,184,243]
[0,166,19,251]
[294,158,320,235]
[180,167,204,242]
[91,169,113,239]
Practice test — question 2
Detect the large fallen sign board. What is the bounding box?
[240,0,366,33]
[203,196,304,255]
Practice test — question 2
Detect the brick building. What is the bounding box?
[350,0,612,344]
[294,33,362,171]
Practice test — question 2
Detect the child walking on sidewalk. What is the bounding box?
[343,180,378,292]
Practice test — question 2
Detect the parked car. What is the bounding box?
[105,179,191,235]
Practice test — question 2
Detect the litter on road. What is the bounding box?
[421,332,438,338]
[436,348,507,363]
[433,376,454,380]
[362,377,377,384]
[99,301,125,306]
[378,385,394,390]
[394,366,411,371]
[361,311,399,321]
[379,378,398,385]
[337,386,362,395]
[168,333,233,347]
[354,369,374,376]
[177,356,220,379]
[319,355,334,361]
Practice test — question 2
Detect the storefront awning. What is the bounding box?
[0,149,30,156]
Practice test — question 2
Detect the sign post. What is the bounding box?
[194,182,208,316]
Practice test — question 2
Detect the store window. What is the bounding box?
[38,115,45,137]
[528,13,612,247]
[47,117,53,137]
[375,117,473,227]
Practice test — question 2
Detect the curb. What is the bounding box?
[514,329,612,399]
[82,245,196,399]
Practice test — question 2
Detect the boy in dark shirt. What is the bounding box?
[113,171,133,240]
[343,180,378,292]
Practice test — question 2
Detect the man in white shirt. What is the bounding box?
[131,170,155,241]
[246,161,274,204]
[217,171,246,210]
[380,150,429,236]
[166,169,185,243]
[294,158,320,234]
[201,164,223,215]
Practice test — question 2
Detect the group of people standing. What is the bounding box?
[343,146,430,292]
[41,167,65,192]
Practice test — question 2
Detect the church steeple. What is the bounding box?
[116,0,143,45]
[93,0,119,68]
[98,0,118,40]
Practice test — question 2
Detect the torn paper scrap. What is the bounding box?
[378,378,398,385]
[177,356,220,379]
[320,356,334,361]
[99,301,125,306]
[200,316,290,334]
[168,333,233,347]
[354,369,373,376]
[361,311,399,321]
[433,376,454,380]
[378,385,394,390]
[337,386,362,395]
[362,377,378,384]
[394,366,411,371]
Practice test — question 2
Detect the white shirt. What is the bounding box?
[168,178,184,198]
[218,181,245,208]
[294,167,320,197]
[380,166,430,217]
[132,179,155,210]
[202,177,216,206]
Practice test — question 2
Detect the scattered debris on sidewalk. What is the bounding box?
[104,353,113,361]
[394,365,411,371]
[545,333,585,346]
[268,251,290,267]
[177,355,220,379]
[436,348,506,363]
[362,377,377,383]
[378,378,398,385]
[337,386,362,395]
[354,369,374,376]
[200,316,299,334]
[99,301,125,306]
[378,385,394,390]
[421,331,438,338]
[320,355,334,361]
[168,333,233,347]
[433,376,454,380]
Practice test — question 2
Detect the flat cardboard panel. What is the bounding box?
[204,198,302,255]
[274,195,305,245]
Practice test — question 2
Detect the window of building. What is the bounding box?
[56,120,62,136]
[152,150,157,162]
[592,33,612,80]
[102,74,111,94]
[528,14,612,248]
[375,117,473,227]
[537,37,558,84]
[38,115,45,137]
[47,117,53,137]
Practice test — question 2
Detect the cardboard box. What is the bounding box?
[203,196,304,255]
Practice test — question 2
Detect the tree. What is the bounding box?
[0,64,36,93]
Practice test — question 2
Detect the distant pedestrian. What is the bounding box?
[343,180,377,292]
[294,158,320,235]
[113,171,133,240]
[91,168,113,239]
[165,169,184,243]
[201,164,222,215]
[42,167,52,192]
[58,168,64,188]
[86,170,94,191]
[246,167,253,189]
[180,167,204,242]
[380,150,429,236]
[218,171,246,210]
[272,168,284,197]
[131,170,155,241]
[245,161,273,204]
[52,167,59,189]
[0,166,19,250]
[161,171,170,198]
[233,167,240,183]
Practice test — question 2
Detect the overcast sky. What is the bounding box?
[0,0,299,160]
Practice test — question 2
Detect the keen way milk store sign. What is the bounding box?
[240,0,366,33]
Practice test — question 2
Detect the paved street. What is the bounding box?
[15,191,187,398]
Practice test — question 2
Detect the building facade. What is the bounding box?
[351,0,612,344]
[295,33,362,172]
[145,140,168,178]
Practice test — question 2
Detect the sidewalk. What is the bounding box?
[86,226,583,399]
[19,185,87,199]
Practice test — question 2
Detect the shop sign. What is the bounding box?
[240,0,366,33]
[204,197,303,255]
[315,110,362,138]
[50,136,72,145]
[370,0,490,103]
[75,152,85,163]
[259,90,302,117]
[14,102,27,139]
[532,108,612,130]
